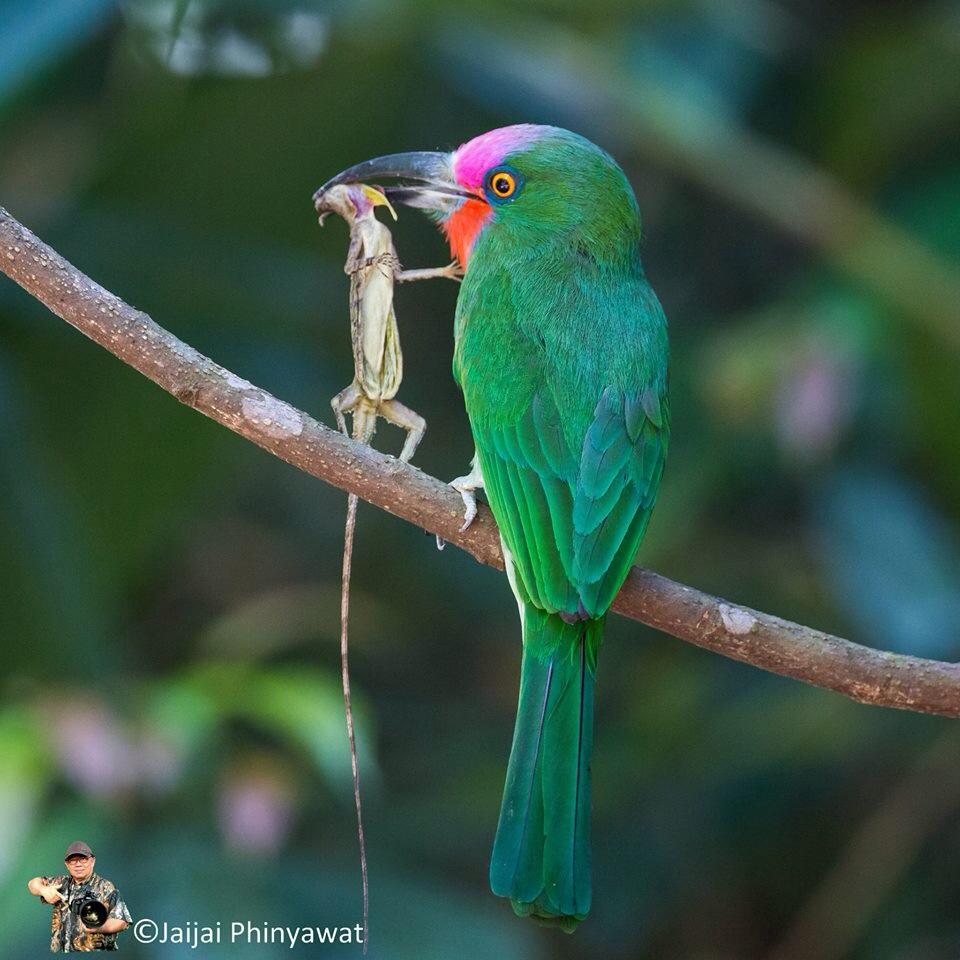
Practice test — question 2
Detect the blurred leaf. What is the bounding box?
[626,2,784,122]
[815,467,960,657]
[0,708,53,876]
[0,0,117,109]
[808,8,960,188]
[121,0,329,77]
[199,582,390,659]
[891,171,960,505]
[142,672,222,758]
[184,662,376,794]
[0,353,112,664]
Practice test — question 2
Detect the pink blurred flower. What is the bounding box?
[218,761,296,854]
[775,343,855,461]
[45,699,139,798]
[135,735,183,794]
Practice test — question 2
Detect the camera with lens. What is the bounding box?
[57,883,108,928]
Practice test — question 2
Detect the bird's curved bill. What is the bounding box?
[313,151,474,216]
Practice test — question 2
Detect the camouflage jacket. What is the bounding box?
[38,872,132,952]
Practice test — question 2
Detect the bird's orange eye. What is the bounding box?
[483,165,524,205]
[489,171,517,198]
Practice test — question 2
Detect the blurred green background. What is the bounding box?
[1,1,959,957]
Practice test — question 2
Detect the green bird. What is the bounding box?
[320,124,669,930]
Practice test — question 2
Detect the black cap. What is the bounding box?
[64,841,93,860]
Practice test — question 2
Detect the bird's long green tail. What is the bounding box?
[489,605,602,931]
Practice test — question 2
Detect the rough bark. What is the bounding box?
[3,206,958,718]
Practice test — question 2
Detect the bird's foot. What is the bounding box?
[452,481,478,531]
[436,456,484,550]
[449,457,484,532]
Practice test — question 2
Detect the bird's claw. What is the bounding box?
[458,490,477,531]
[435,488,472,551]
[450,473,480,531]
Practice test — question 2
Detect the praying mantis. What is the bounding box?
[315,182,460,455]
[311,182,460,951]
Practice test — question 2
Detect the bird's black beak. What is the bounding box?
[313,151,475,215]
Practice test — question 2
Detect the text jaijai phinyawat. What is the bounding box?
[132,919,364,948]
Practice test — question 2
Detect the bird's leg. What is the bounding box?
[449,454,484,531]
[397,261,463,283]
[331,382,362,436]
[377,398,426,463]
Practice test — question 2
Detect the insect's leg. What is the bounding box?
[331,382,362,436]
[378,398,426,464]
[352,402,377,446]
[397,261,463,283]
[374,252,402,279]
[343,233,364,276]
[345,255,382,275]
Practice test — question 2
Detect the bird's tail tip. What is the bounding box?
[509,896,585,932]
[489,607,602,930]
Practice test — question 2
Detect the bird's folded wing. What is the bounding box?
[475,383,667,620]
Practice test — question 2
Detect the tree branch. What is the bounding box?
[3,206,959,718]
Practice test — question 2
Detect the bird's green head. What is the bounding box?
[315,124,642,269]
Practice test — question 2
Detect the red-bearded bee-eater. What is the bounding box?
[319,124,669,930]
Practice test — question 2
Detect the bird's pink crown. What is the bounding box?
[451,124,553,191]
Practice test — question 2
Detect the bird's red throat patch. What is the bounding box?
[441,198,492,268]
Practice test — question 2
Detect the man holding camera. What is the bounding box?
[27,841,132,952]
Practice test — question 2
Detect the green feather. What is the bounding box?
[624,389,646,442]
[490,606,600,929]
[574,485,644,608]
[572,464,630,535]
[451,126,670,928]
